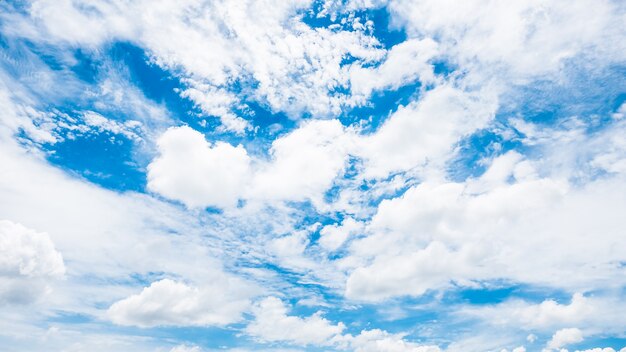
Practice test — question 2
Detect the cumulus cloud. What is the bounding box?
[246,296,442,351]
[319,217,363,252]
[546,328,584,350]
[356,84,498,178]
[147,126,251,209]
[246,296,345,345]
[107,278,252,328]
[249,119,354,203]
[0,220,65,304]
[350,38,438,97]
[460,292,626,337]
[388,0,625,80]
[170,344,202,352]
[340,329,441,352]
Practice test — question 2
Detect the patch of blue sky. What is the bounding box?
[304,1,406,49]
[44,130,145,191]
[575,337,626,351]
[145,325,245,350]
[447,282,574,306]
[341,81,422,131]
[447,126,525,182]
[501,63,626,128]
[106,42,214,132]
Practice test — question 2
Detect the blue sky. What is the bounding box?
[0,1,625,351]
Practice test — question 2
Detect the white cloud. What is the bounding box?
[249,119,354,203]
[0,220,65,304]
[388,0,625,81]
[147,120,354,208]
[356,84,498,178]
[246,296,345,345]
[343,143,626,300]
[350,38,438,97]
[319,217,363,252]
[170,344,202,352]
[107,278,251,328]
[340,329,441,352]
[460,292,626,336]
[346,241,470,301]
[14,0,387,131]
[546,328,584,350]
[147,126,251,209]
[246,296,442,351]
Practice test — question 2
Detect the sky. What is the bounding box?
[0,0,625,351]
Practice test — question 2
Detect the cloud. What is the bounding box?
[340,329,441,352]
[249,119,354,203]
[460,292,626,336]
[11,0,386,131]
[319,217,363,252]
[356,84,498,178]
[246,296,442,351]
[246,296,345,345]
[344,143,626,300]
[0,220,65,304]
[107,278,252,328]
[388,0,625,81]
[147,126,251,209]
[350,38,438,97]
[147,120,354,208]
[170,345,202,352]
[546,328,584,350]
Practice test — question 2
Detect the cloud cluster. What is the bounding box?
[0,220,65,304]
[247,296,442,351]
[108,278,252,327]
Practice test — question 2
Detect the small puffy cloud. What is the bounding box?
[350,38,438,97]
[342,329,441,352]
[107,278,251,328]
[0,220,65,304]
[547,328,584,350]
[249,119,353,203]
[460,292,626,336]
[319,217,363,252]
[356,84,498,178]
[346,241,470,301]
[246,297,441,351]
[170,345,202,352]
[246,296,345,346]
[147,126,251,209]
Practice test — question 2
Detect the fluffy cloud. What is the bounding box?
[344,144,626,300]
[147,126,251,209]
[388,0,625,80]
[0,220,65,304]
[460,292,626,337]
[350,38,438,97]
[14,0,386,131]
[249,119,354,203]
[246,296,442,351]
[246,296,345,345]
[319,217,363,252]
[546,328,584,350]
[107,278,252,328]
[170,345,202,352]
[356,84,498,178]
[341,329,441,352]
